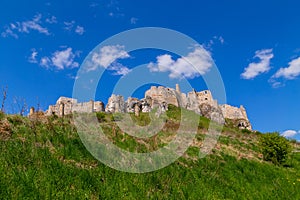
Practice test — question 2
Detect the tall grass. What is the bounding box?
[0,109,299,199]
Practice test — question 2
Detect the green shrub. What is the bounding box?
[166,104,181,121]
[241,128,252,134]
[259,132,292,165]
[96,112,106,122]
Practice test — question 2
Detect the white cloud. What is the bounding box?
[87,45,130,76]
[281,130,300,141]
[273,57,300,80]
[130,17,138,24]
[1,14,50,38]
[1,26,18,38]
[75,26,85,35]
[40,57,51,68]
[109,63,131,76]
[28,49,38,63]
[20,14,50,35]
[281,130,298,138]
[51,48,79,70]
[148,46,214,79]
[64,21,85,35]
[46,16,57,24]
[33,47,79,70]
[241,49,274,79]
[91,45,129,69]
[268,79,285,88]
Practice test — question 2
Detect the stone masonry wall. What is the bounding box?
[45,97,104,116]
[42,85,252,130]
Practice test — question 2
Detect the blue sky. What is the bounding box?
[1,0,300,141]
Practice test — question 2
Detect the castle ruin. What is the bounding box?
[35,84,252,130]
[44,97,104,116]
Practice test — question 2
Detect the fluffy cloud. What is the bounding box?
[148,46,214,79]
[31,47,79,70]
[91,45,129,68]
[273,57,300,80]
[281,130,300,141]
[241,49,274,79]
[1,14,50,38]
[281,130,298,138]
[110,63,131,76]
[51,48,79,70]
[87,45,130,76]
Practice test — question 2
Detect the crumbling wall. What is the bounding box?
[105,95,125,113]
[220,104,252,130]
[42,84,252,130]
[145,86,179,107]
[45,97,104,116]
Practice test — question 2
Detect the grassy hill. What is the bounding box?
[0,106,299,199]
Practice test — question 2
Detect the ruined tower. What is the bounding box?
[175,84,181,93]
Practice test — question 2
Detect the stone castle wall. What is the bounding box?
[45,97,104,116]
[39,85,252,130]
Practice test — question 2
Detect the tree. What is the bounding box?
[259,132,292,165]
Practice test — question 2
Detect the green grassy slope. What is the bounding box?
[0,107,299,199]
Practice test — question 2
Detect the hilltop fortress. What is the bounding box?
[36,84,251,130]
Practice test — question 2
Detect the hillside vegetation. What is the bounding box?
[0,106,299,199]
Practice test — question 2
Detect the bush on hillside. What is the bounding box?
[259,132,292,165]
[96,112,106,122]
